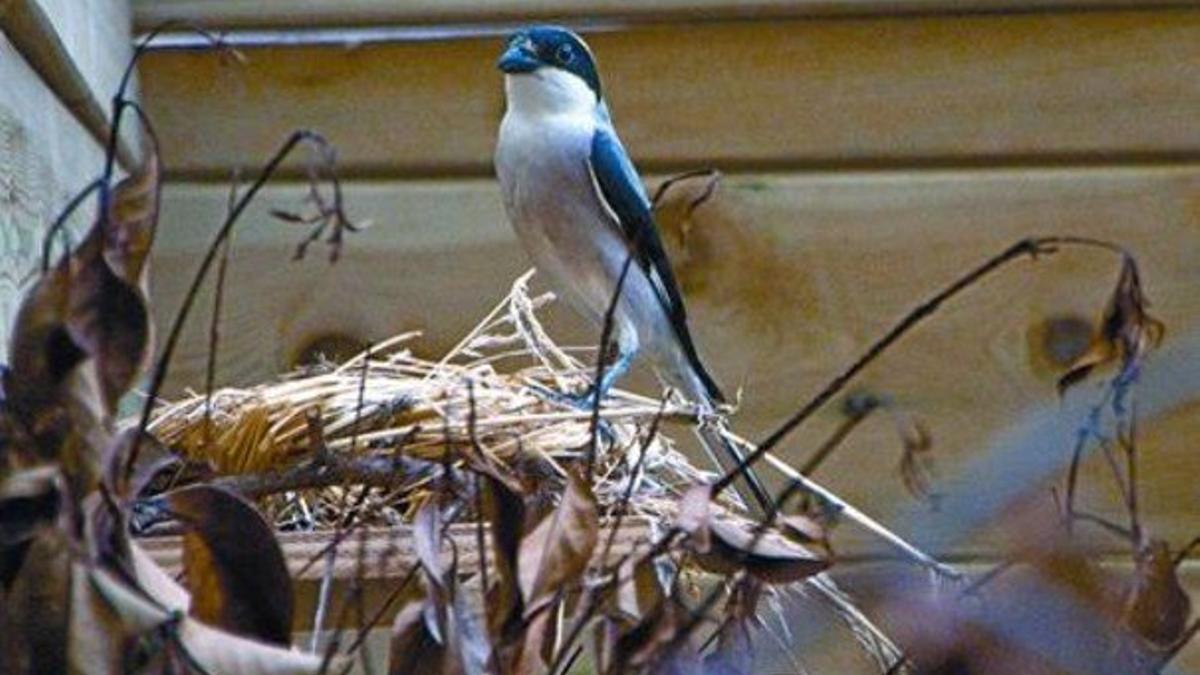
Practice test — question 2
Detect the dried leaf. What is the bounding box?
[390,597,456,675]
[144,484,294,645]
[3,524,71,672]
[104,150,161,288]
[694,513,830,584]
[677,483,713,554]
[102,427,181,501]
[614,554,665,620]
[82,565,335,675]
[0,465,63,548]
[481,473,525,640]
[1058,254,1164,395]
[4,261,86,445]
[1124,539,1192,649]
[6,224,150,431]
[611,595,699,675]
[518,470,598,618]
[129,539,191,612]
[414,499,447,588]
[510,603,554,675]
[62,230,151,413]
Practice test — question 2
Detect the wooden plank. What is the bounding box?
[136,11,1200,177]
[148,165,1200,554]
[0,31,107,351]
[0,0,137,165]
[132,0,1200,30]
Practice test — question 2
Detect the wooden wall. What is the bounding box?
[0,0,134,349]
[135,3,1200,668]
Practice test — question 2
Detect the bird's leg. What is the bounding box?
[527,336,638,448]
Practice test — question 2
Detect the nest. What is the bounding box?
[148,272,742,530]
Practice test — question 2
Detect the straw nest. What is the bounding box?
[147,271,744,530]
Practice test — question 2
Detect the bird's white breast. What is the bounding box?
[495,71,625,323]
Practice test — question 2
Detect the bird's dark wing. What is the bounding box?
[588,125,725,402]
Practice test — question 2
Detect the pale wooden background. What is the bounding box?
[131,2,1200,671]
[0,0,135,350]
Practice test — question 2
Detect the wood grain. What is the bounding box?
[132,0,1200,29]
[0,0,137,164]
[136,11,1200,177]
[0,30,108,351]
[148,166,1200,554]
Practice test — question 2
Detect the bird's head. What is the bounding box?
[498,26,603,113]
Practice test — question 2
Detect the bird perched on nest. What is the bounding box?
[493,25,771,512]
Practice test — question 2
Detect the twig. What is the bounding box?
[466,381,489,595]
[799,394,881,476]
[202,179,238,451]
[340,562,420,660]
[207,452,419,498]
[587,254,635,480]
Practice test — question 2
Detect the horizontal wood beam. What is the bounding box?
[137,11,1200,178]
[133,0,1200,30]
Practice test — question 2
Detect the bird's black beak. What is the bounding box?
[498,37,540,74]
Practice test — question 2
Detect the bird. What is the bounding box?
[493,25,772,512]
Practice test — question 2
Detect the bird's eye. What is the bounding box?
[556,43,575,63]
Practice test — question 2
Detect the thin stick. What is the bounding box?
[202,180,238,451]
[588,254,635,480]
[799,395,880,476]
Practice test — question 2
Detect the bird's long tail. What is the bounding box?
[693,417,773,516]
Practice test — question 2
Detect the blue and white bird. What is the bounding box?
[493,25,771,511]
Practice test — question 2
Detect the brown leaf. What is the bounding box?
[2,522,71,672]
[517,470,598,618]
[104,150,161,288]
[6,219,151,429]
[481,473,525,641]
[1058,254,1164,395]
[389,597,457,675]
[4,260,86,448]
[510,604,555,675]
[62,229,152,414]
[610,595,699,675]
[82,565,335,674]
[694,513,830,584]
[0,465,63,549]
[614,554,666,620]
[414,499,447,589]
[145,484,294,645]
[102,428,182,501]
[1124,539,1192,649]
